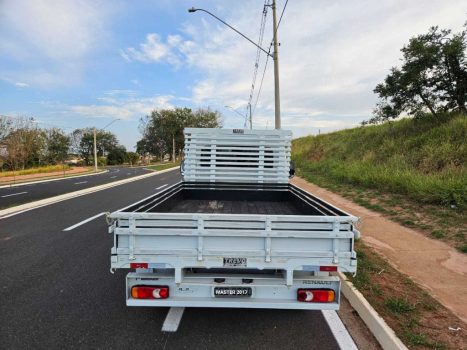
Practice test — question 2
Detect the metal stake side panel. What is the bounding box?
[183,128,292,183]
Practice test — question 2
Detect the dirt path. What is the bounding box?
[291,176,467,323]
[0,167,90,183]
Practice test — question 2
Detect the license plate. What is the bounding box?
[223,258,247,267]
[214,287,252,298]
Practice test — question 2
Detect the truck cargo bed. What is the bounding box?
[121,182,347,217]
[170,199,301,215]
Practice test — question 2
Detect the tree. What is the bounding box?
[106,145,128,165]
[1,117,43,170]
[127,152,140,167]
[366,23,467,124]
[43,128,70,165]
[71,128,119,165]
[71,128,94,166]
[138,107,223,163]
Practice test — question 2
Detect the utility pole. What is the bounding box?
[172,135,175,164]
[249,104,253,129]
[272,0,281,130]
[93,127,98,173]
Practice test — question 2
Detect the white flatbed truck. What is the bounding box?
[108,128,360,310]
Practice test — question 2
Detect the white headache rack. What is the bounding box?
[183,128,292,183]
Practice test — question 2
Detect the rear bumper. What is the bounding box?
[126,272,341,310]
[127,297,340,310]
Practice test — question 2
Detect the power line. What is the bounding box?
[246,1,269,119]
[252,0,289,117]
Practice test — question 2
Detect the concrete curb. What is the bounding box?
[0,169,108,189]
[0,167,179,218]
[337,272,408,350]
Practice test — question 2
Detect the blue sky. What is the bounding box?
[1,0,466,150]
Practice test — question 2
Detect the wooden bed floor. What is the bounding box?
[169,199,301,215]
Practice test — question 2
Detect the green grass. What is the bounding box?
[147,162,181,171]
[431,230,445,239]
[292,113,467,210]
[385,295,416,314]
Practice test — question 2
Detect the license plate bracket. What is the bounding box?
[214,287,252,298]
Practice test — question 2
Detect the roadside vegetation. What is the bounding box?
[293,113,467,211]
[0,164,72,178]
[347,241,467,349]
[0,116,71,172]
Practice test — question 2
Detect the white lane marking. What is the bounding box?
[156,184,168,190]
[322,310,358,350]
[74,181,88,185]
[1,191,28,198]
[63,212,106,231]
[127,173,131,175]
[162,307,185,332]
[110,176,117,179]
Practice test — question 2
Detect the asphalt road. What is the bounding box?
[0,166,153,208]
[0,169,347,350]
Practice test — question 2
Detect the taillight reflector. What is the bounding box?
[131,286,169,299]
[320,266,338,272]
[130,263,148,268]
[297,289,335,303]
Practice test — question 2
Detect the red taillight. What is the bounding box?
[320,266,338,272]
[131,286,169,299]
[130,263,148,268]
[297,289,335,302]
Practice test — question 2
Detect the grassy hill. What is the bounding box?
[292,114,467,210]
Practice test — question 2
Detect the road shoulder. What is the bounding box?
[338,294,383,350]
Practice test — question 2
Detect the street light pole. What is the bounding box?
[93,127,98,173]
[272,0,281,130]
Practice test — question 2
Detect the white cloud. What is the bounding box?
[70,94,175,120]
[1,77,30,88]
[121,33,183,67]
[71,105,134,120]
